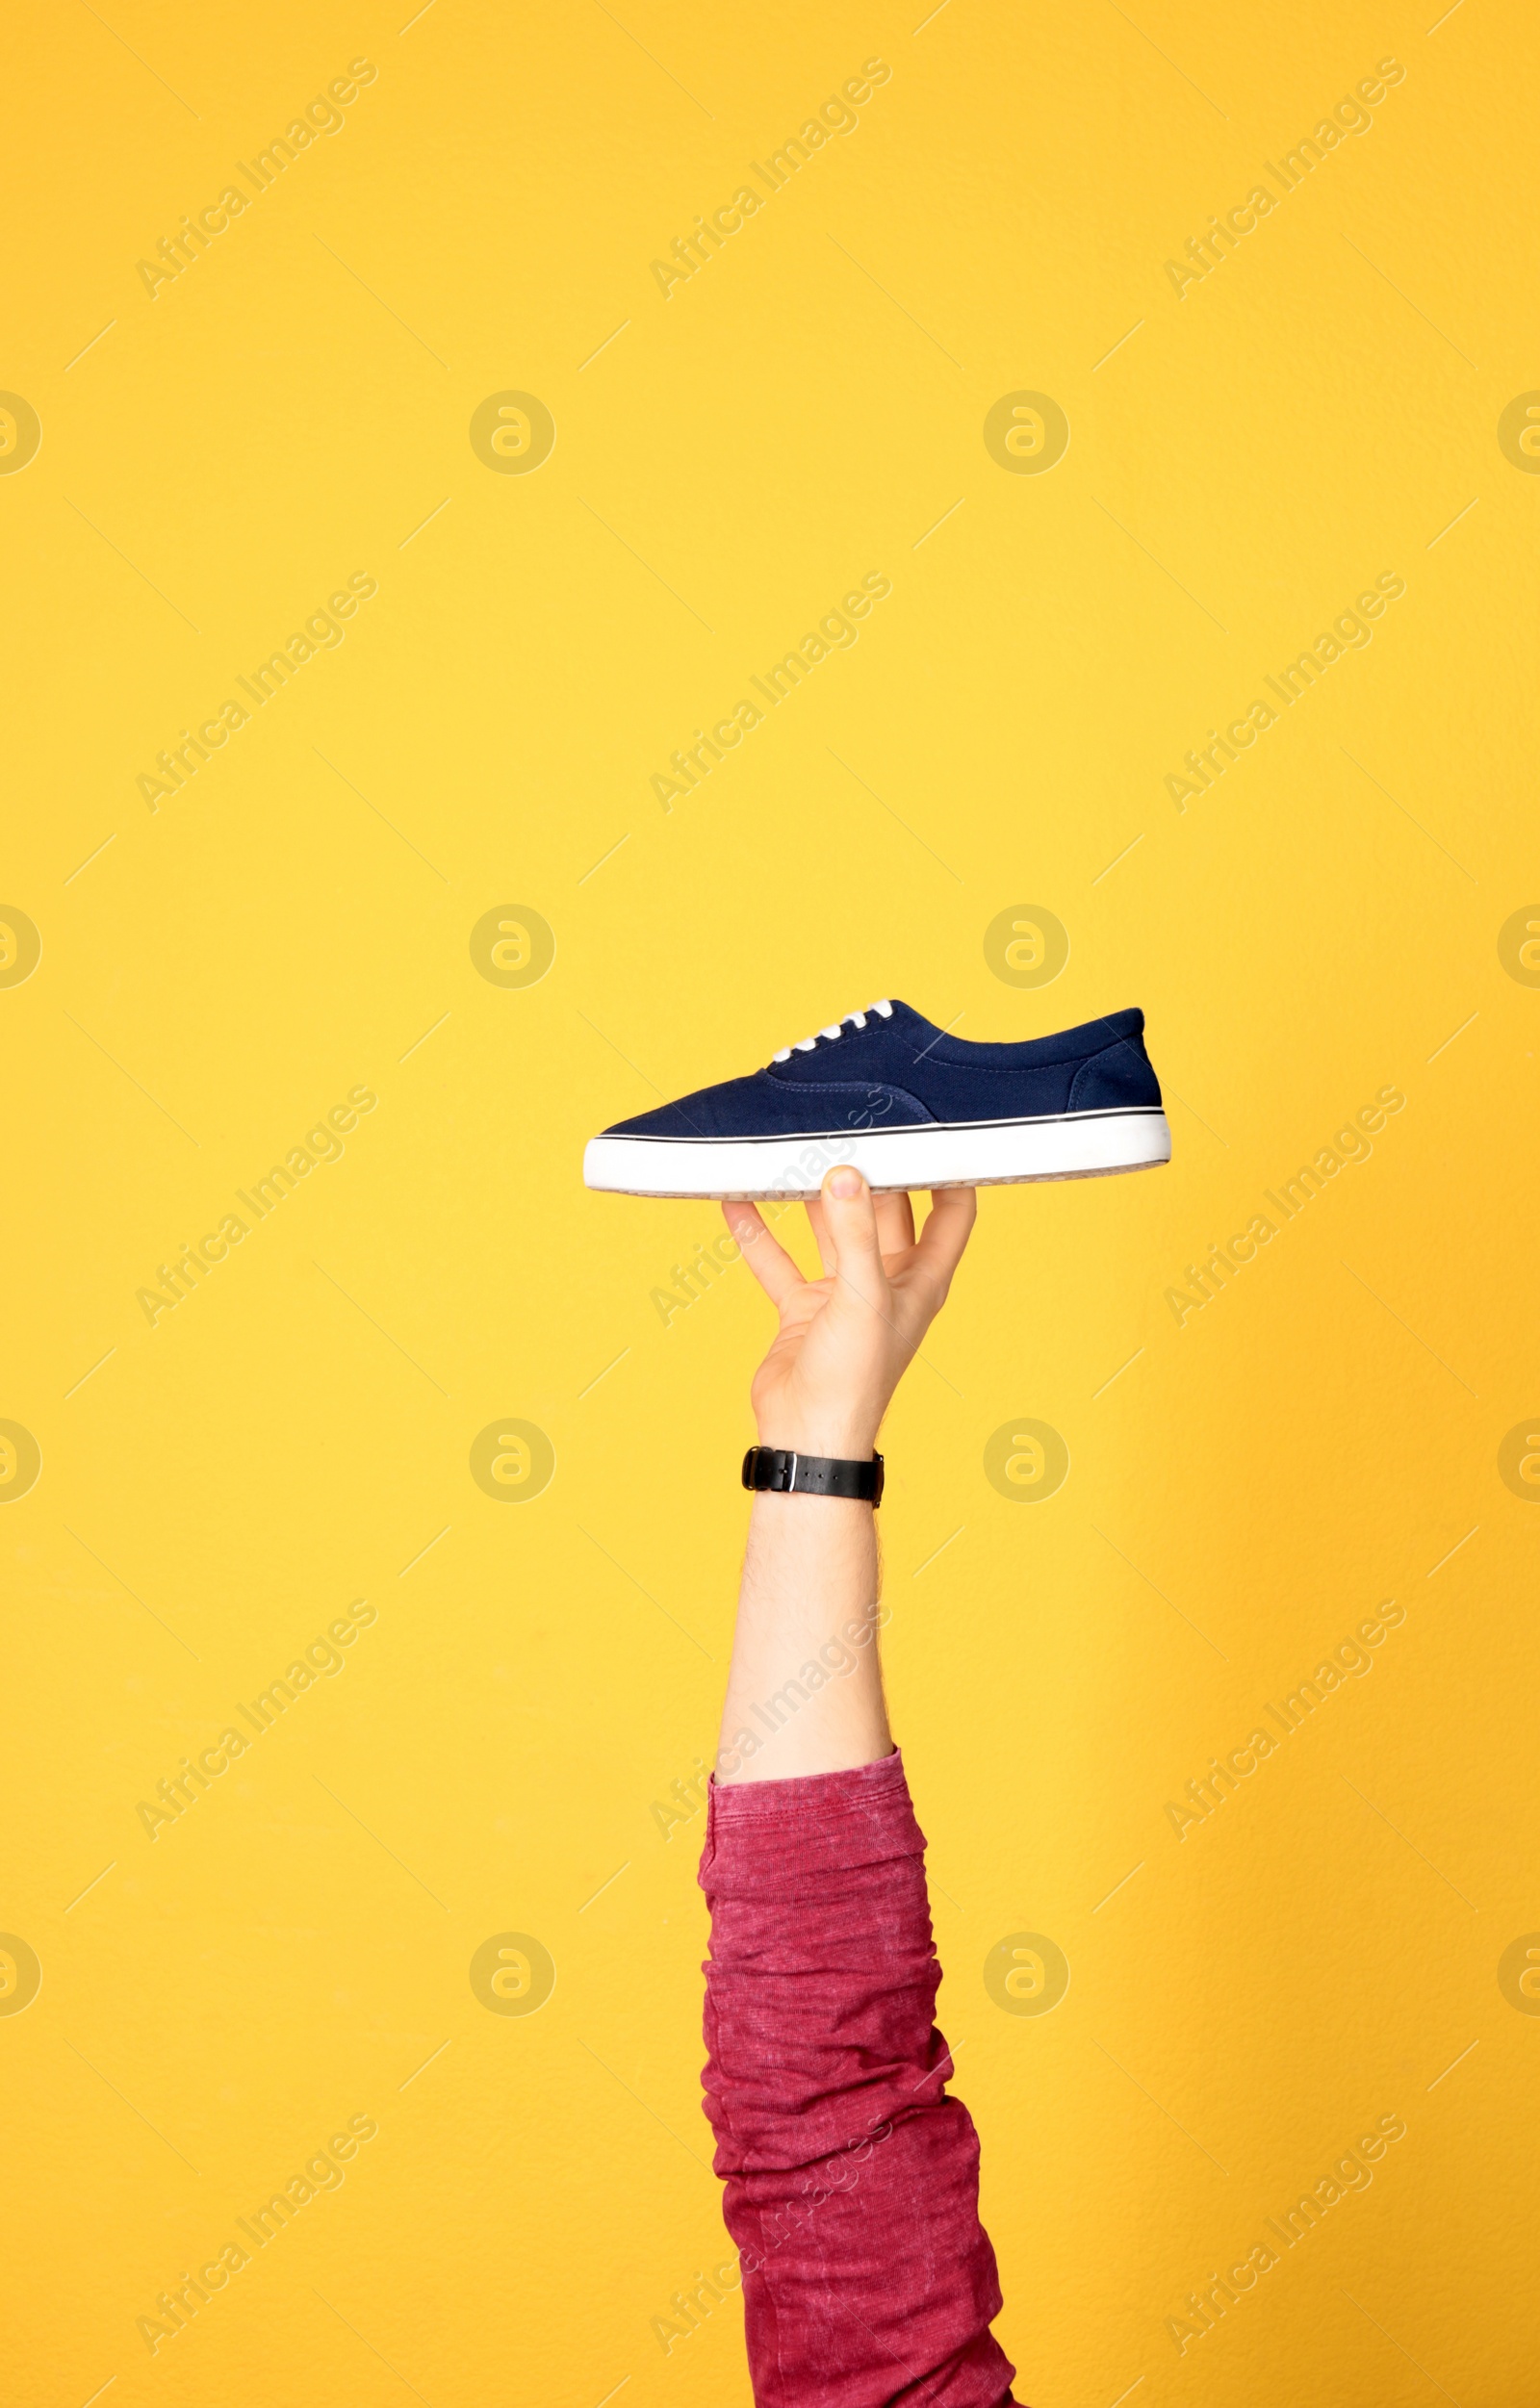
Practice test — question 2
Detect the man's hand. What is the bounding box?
[723,1169,977,1461]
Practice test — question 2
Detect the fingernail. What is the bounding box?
[828,1167,861,1198]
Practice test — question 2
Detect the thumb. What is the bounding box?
[820,1166,886,1304]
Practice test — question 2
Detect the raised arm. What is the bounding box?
[695,1166,1019,2406]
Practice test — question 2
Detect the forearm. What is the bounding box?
[715,1493,890,1783]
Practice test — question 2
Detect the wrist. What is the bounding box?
[754,1422,881,1461]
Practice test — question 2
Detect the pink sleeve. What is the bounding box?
[698,1749,1019,2406]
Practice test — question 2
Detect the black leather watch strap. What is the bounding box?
[741,1446,885,1506]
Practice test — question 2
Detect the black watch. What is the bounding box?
[741,1445,885,1506]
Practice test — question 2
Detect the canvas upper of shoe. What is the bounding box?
[603,1004,1162,1141]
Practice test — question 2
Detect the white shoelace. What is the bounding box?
[772,998,893,1063]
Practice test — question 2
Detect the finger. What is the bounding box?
[820,1166,887,1306]
[912,1186,978,1295]
[804,1196,837,1277]
[722,1200,807,1308]
[874,1190,915,1255]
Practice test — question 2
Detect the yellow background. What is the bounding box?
[5,0,1538,2401]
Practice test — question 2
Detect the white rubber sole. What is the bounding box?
[583,1109,1171,1199]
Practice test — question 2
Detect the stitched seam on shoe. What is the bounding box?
[918,1053,1100,1080]
[1067,1038,1140,1113]
[758,1076,936,1122]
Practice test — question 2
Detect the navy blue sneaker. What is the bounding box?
[583,1001,1169,1198]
